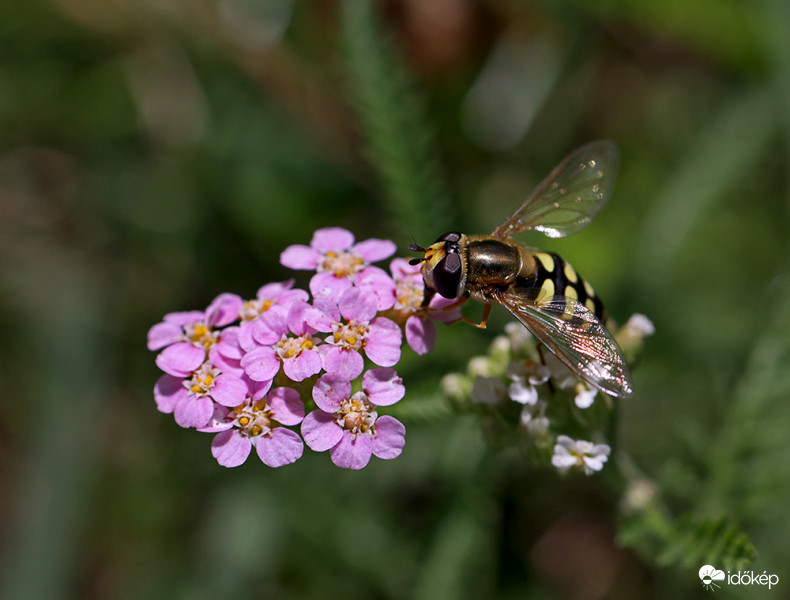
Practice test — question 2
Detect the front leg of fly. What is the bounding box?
[420,285,436,308]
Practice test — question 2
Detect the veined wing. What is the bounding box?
[491,140,619,239]
[495,288,633,398]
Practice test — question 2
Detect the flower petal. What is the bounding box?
[390,257,422,280]
[312,296,340,322]
[371,416,406,460]
[301,410,344,452]
[147,321,182,351]
[210,374,249,407]
[362,367,404,406]
[551,453,577,470]
[283,349,322,382]
[240,346,280,381]
[155,343,205,377]
[353,238,396,263]
[174,394,214,428]
[249,378,274,400]
[288,301,332,334]
[197,404,232,432]
[330,432,372,470]
[237,322,257,352]
[211,430,252,467]
[582,455,607,474]
[280,244,319,270]
[215,326,242,359]
[206,293,243,328]
[256,279,295,299]
[508,379,538,405]
[338,287,377,322]
[311,227,354,252]
[257,307,288,340]
[405,315,436,355]
[356,266,397,311]
[267,387,304,425]
[163,310,205,326]
[256,428,304,467]
[321,346,364,381]
[574,387,597,409]
[153,374,185,414]
[428,295,463,323]
[312,375,351,412]
[310,272,352,304]
[208,345,244,378]
[364,317,402,367]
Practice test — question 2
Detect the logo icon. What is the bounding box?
[699,565,726,591]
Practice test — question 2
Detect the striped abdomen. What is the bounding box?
[523,251,606,321]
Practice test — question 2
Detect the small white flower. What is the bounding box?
[623,313,655,337]
[551,435,611,475]
[506,359,551,406]
[470,376,506,405]
[441,373,470,402]
[520,401,550,442]
[508,377,539,405]
[468,356,494,377]
[616,313,655,355]
[506,359,549,383]
[489,335,511,357]
[573,382,597,409]
[623,479,658,513]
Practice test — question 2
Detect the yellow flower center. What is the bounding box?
[231,399,274,437]
[184,321,219,349]
[319,250,365,278]
[185,364,220,396]
[276,335,316,360]
[395,281,423,313]
[332,320,368,350]
[336,392,377,436]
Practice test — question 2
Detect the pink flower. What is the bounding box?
[318,288,402,381]
[280,227,397,310]
[239,301,330,383]
[235,280,309,348]
[301,369,406,469]
[147,293,243,377]
[389,258,462,355]
[208,326,245,378]
[201,383,305,468]
[153,362,248,428]
[239,280,309,321]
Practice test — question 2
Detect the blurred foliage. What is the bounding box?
[1,0,789,599]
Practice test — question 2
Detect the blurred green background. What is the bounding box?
[2,0,789,598]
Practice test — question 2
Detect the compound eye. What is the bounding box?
[436,231,462,244]
[432,253,463,298]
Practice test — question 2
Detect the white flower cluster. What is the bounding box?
[441,314,654,476]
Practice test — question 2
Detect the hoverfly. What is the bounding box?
[409,140,633,398]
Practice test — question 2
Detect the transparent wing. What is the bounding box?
[491,140,619,239]
[495,288,633,398]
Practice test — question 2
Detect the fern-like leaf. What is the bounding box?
[340,0,452,242]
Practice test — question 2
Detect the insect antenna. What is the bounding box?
[408,240,426,265]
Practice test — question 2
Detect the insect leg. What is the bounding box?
[448,301,490,329]
[420,286,436,308]
[536,344,556,394]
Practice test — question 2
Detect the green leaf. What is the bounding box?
[619,511,757,571]
[340,0,452,243]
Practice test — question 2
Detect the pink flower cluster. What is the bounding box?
[147,227,458,470]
